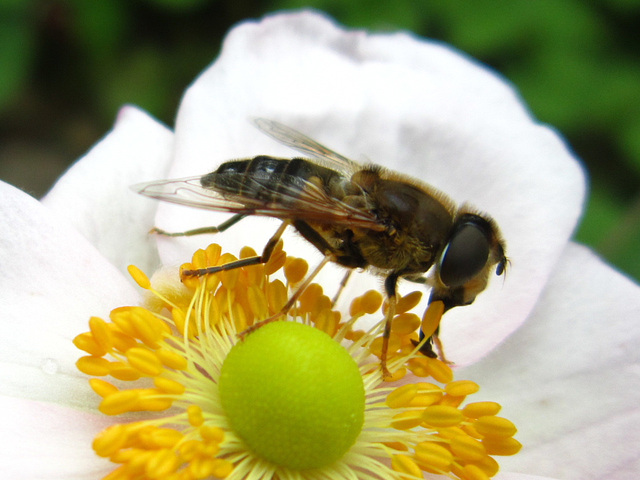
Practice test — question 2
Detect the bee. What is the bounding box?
[135,118,507,377]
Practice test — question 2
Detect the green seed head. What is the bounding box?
[219,321,365,470]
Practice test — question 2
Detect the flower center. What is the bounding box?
[219,321,365,470]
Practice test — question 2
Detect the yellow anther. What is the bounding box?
[89,378,119,398]
[460,464,490,480]
[137,395,173,412]
[408,383,444,408]
[266,279,287,314]
[205,243,222,265]
[145,428,184,448]
[110,333,138,355]
[445,380,480,397]
[413,441,453,471]
[128,265,151,289]
[386,383,418,409]
[369,334,401,358]
[314,309,339,336]
[73,332,107,357]
[180,263,201,290]
[426,358,454,384]
[187,405,204,427]
[421,300,445,339]
[240,246,258,259]
[356,289,384,315]
[438,394,464,408]
[462,423,483,440]
[449,435,486,461]
[100,389,140,415]
[191,249,207,270]
[188,457,216,479]
[126,347,164,376]
[89,316,114,350]
[130,309,165,348]
[462,402,502,419]
[108,362,141,381]
[421,405,464,428]
[199,425,225,443]
[178,439,203,461]
[284,257,309,284]
[475,416,517,438]
[297,283,324,313]
[154,377,185,395]
[482,437,522,456]
[407,357,431,377]
[218,253,239,289]
[145,449,180,478]
[265,246,286,275]
[155,348,188,370]
[93,424,129,457]
[391,312,421,335]
[391,410,424,430]
[247,285,269,319]
[474,455,500,476]
[384,367,407,382]
[76,356,110,376]
[109,307,138,337]
[391,454,423,477]
[383,441,409,452]
[395,291,422,314]
[171,307,187,336]
[210,458,234,478]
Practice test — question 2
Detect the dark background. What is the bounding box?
[1,0,639,281]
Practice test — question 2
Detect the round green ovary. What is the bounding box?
[219,322,365,470]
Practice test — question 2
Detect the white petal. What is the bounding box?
[42,106,175,274]
[0,181,138,406]
[459,243,640,479]
[0,396,114,480]
[147,11,585,363]
[495,474,560,480]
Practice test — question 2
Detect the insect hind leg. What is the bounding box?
[238,254,333,338]
[151,213,247,237]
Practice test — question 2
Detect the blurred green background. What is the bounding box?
[1,0,639,282]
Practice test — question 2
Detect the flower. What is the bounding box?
[74,242,522,479]
[0,9,638,480]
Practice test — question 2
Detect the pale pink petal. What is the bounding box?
[0,395,114,480]
[42,106,174,274]
[0,181,138,405]
[460,243,640,479]
[151,11,585,363]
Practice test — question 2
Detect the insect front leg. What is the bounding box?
[182,220,289,277]
[380,273,400,379]
[151,213,247,237]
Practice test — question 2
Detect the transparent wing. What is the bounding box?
[253,118,361,174]
[133,174,385,231]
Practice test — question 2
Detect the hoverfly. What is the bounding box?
[135,118,507,377]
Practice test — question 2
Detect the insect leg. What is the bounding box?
[182,220,289,277]
[380,273,400,379]
[238,254,333,338]
[151,213,247,237]
[239,218,342,338]
[331,269,353,306]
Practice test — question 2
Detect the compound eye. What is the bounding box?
[439,221,490,288]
